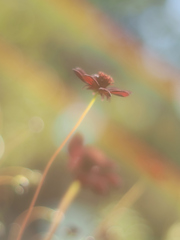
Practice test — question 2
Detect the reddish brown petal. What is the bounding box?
[68,156,82,171]
[68,133,83,160]
[107,173,121,186]
[73,68,87,83]
[98,88,112,100]
[83,74,99,88]
[95,176,109,194]
[83,147,108,166]
[108,88,131,97]
[73,68,99,90]
[77,173,96,187]
[74,67,86,75]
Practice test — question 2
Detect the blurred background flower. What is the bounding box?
[0,0,180,240]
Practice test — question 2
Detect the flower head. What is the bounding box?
[68,133,121,194]
[73,67,131,100]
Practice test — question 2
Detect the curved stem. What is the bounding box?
[44,181,81,240]
[16,95,97,240]
[8,206,55,240]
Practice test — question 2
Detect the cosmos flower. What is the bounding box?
[73,68,131,100]
[68,133,121,194]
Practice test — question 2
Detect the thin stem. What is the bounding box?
[16,95,97,240]
[44,180,81,240]
[8,206,55,240]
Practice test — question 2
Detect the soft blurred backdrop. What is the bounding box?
[0,0,180,240]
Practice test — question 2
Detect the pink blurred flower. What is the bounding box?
[68,133,121,194]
